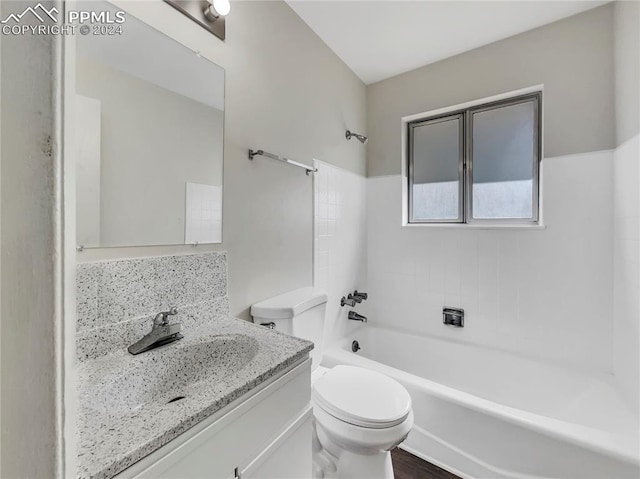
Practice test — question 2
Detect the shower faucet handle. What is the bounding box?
[341,296,357,307]
[347,293,363,303]
[353,290,368,301]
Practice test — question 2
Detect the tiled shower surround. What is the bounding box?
[365,151,614,372]
[313,159,367,345]
[76,252,230,360]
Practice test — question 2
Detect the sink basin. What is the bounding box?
[80,334,259,417]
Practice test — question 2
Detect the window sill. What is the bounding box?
[402,223,546,230]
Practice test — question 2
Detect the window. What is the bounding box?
[407,92,541,224]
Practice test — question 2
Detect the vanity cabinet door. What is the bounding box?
[237,408,312,479]
[124,360,311,479]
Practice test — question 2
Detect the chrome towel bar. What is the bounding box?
[248,149,317,175]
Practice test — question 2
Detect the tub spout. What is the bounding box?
[348,311,367,322]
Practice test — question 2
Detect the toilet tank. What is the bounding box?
[251,287,328,368]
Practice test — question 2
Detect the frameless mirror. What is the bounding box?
[75,1,224,248]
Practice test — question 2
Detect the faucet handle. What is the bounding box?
[153,306,179,326]
[347,293,363,303]
[353,290,368,300]
[340,296,357,307]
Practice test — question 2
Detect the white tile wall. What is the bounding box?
[613,134,640,413]
[365,150,614,372]
[185,182,222,244]
[313,160,367,349]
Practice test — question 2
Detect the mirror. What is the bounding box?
[75,1,224,248]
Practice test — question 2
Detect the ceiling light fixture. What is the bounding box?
[164,0,227,41]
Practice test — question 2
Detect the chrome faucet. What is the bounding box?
[353,290,368,301]
[348,311,367,322]
[341,296,357,307]
[341,290,369,307]
[128,307,184,355]
[347,293,363,304]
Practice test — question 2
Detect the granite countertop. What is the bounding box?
[77,317,313,479]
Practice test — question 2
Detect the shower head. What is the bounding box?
[346,130,368,144]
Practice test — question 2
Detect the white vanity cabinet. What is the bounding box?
[117,359,312,479]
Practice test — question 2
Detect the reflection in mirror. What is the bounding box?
[75,1,224,248]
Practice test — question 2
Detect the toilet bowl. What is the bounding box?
[251,289,414,479]
[311,365,413,479]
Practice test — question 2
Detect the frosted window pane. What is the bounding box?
[412,117,460,220]
[472,101,535,219]
[413,181,459,219]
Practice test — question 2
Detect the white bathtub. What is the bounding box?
[322,325,640,479]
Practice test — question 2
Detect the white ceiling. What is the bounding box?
[286,1,610,85]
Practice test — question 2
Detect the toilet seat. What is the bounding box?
[313,404,414,455]
[312,365,412,429]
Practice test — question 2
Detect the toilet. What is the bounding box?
[251,288,414,479]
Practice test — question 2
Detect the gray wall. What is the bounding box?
[367,4,614,177]
[78,1,367,320]
[76,58,224,247]
[1,1,59,477]
[614,0,639,146]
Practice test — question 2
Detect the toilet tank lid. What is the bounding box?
[251,287,328,320]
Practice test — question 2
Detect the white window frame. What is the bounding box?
[401,85,545,229]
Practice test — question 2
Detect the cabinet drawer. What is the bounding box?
[126,359,311,479]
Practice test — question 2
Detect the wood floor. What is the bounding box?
[391,448,461,479]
